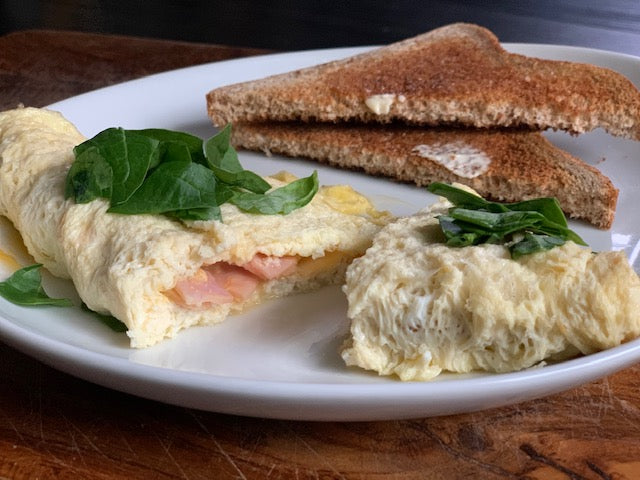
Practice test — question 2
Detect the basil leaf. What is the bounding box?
[81,303,127,332]
[231,171,319,215]
[0,264,72,307]
[108,161,219,218]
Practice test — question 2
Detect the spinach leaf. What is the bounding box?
[510,233,566,259]
[81,303,127,332]
[70,128,161,205]
[65,124,319,222]
[108,161,219,217]
[427,182,587,258]
[64,146,113,203]
[427,182,570,226]
[503,197,568,227]
[231,171,319,215]
[427,182,496,211]
[0,264,72,307]
[204,126,271,194]
[133,128,205,165]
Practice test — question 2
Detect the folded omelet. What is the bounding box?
[341,195,640,381]
[0,107,389,347]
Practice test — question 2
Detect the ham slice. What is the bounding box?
[202,263,260,301]
[241,253,299,280]
[169,253,300,307]
[171,269,235,307]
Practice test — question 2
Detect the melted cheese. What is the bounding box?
[319,185,390,224]
[341,197,640,381]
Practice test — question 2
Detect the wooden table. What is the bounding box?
[1,29,640,479]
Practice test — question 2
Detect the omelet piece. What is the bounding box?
[341,196,640,381]
[0,107,390,348]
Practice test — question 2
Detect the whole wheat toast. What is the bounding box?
[231,121,619,229]
[207,23,640,140]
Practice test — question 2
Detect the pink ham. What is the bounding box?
[171,269,235,307]
[169,253,299,308]
[202,263,260,300]
[241,253,299,280]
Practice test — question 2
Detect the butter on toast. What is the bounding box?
[207,23,640,140]
[231,121,619,229]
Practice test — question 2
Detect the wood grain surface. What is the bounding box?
[1,30,640,480]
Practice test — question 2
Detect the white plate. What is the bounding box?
[1,44,639,421]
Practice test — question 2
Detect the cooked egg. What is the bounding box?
[0,107,390,348]
[341,196,640,381]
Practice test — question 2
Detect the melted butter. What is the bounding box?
[412,142,491,178]
[365,94,396,115]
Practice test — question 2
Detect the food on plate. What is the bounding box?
[0,107,389,348]
[230,121,618,229]
[206,23,640,139]
[341,184,640,381]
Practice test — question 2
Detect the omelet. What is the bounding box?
[341,195,640,381]
[0,107,389,348]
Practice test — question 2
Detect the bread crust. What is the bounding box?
[231,121,618,229]
[207,23,640,140]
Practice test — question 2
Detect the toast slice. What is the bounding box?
[207,23,640,140]
[231,121,619,229]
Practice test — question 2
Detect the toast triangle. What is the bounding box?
[207,23,640,140]
[231,121,619,229]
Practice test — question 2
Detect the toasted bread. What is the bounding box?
[207,23,640,140]
[231,121,619,229]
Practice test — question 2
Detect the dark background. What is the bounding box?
[2,0,640,55]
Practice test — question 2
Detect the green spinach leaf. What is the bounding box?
[0,264,72,307]
[64,146,113,203]
[231,171,319,215]
[108,161,219,217]
[70,128,161,205]
[204,126,271,194]
[427,182,587,258]
[81,303,127,332]
[65,124,319,222]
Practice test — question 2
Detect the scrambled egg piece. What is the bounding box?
[341,196,640,381]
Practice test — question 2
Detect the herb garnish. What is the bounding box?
[0,264,72,307]
[65,125,318,221]
[427,183,587,258]
[81,303,127,332]
[0,263,127,332]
